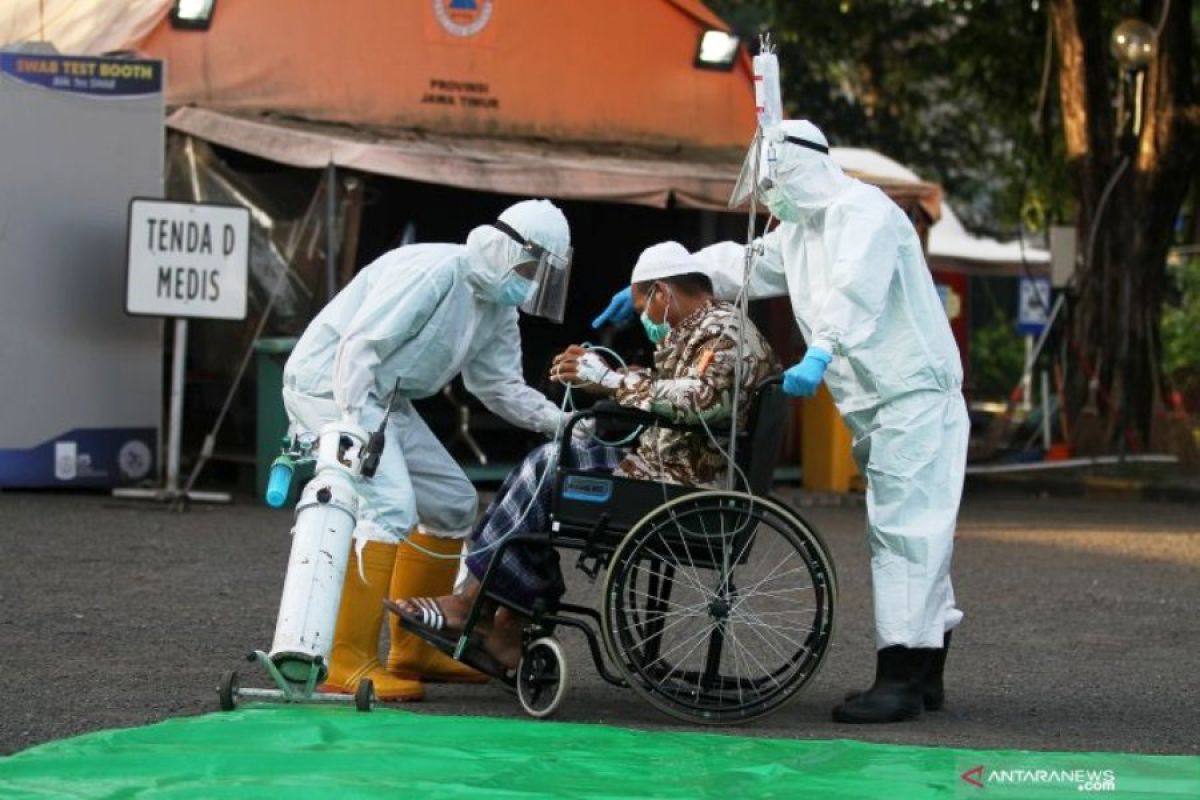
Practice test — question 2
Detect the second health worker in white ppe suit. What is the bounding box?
[593,120,968,724]
[284,199,574,702]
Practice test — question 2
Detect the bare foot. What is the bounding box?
[483,607,526,670]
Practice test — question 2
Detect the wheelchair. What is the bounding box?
[399,376,837,725]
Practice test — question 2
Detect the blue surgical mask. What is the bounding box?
[496,272,535,307]
[639,286,672,344]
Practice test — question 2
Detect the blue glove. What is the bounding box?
[591,287,634,329]
[782,347,832,397]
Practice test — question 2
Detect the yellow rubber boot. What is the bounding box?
[319,541,424,702]
[386,530,489,683]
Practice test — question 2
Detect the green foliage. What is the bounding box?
[969,314,1025,400]
[708,0,1078,232]
[1162,257,1200,380]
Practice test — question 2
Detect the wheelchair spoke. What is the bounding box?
[735,585,815,602]
[726,617,747,709]
[643,536,712,601]
[730,613,816,647]
[639,616,721,676]
[724,623,786,692]
[731,551,806,601]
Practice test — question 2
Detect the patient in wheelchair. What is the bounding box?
[390,242,780,669]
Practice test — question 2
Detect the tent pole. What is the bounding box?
[325,162,338,303]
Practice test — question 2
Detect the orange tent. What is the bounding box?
[138,0,940,216]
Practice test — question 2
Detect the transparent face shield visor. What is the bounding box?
[729,135,777,209]
[493,220,574,323]
[728,132,831,208]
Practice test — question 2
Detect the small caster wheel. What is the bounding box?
[517,637,567,719]
[355,678,374,712]
[218,670,238,711]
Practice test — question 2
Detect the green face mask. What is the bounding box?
[640,285,672,344]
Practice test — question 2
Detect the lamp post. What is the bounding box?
[1110,18,1157,153]
[1104,18,1157,456]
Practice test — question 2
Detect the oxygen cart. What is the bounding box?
[396,377,838,723]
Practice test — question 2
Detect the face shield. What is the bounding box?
[728,129,832,209]
[492,220,574,323]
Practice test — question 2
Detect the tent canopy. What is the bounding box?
[833,147,1048,275]
[7,0,943,219]
[166,106,943,215]
[140,0,756,150]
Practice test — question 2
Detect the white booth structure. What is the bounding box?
[0,48,164,487]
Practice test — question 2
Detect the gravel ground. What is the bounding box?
[1,487,1197,756]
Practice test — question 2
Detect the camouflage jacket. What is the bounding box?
[610,300,781,488]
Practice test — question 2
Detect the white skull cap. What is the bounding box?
[630,241,703,284]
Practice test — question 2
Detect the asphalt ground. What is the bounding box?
[1,487,1197,757]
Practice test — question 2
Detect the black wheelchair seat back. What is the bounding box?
[551,377,786,545]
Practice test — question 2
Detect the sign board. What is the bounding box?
[126,199,250,320]
[1017,277,1053,336]
[1049,225,1077,288]
[0,52,162,97]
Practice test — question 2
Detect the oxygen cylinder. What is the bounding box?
[268,422,367,683]
[753,51,783,129]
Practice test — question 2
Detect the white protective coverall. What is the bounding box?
[699,120,968,650]
[282,200,571,543]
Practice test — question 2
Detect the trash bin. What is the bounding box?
[801,384,860,493]
[254,337,298,504]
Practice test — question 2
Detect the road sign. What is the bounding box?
[1017,277,1053,336]
[126,198,250,320]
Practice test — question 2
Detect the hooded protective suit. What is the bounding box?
[283,199,572,543]
[695,120,967,650]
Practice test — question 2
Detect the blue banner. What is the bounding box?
[0,53,161,97]
[0,428,158,488]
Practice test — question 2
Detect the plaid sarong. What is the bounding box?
[464,440,624,608]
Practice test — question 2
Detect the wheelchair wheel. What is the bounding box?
[517,637,568,719]
[602,491,835,724]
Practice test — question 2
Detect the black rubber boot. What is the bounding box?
[832,646,931,724]
[922,630,951,711]
[843,630,952,711]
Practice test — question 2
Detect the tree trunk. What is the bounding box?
[1050,0,1199,453]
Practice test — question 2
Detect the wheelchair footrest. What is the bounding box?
[393,612,515,684]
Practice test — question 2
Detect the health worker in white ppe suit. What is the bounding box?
[283,199,574,702]
[593,120,968,724]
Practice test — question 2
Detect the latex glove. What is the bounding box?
[591,287,634,329]
[782,347,832,398]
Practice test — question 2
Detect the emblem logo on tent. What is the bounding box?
[434,0,494,38]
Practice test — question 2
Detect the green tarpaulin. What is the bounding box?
[1,707,1196,799]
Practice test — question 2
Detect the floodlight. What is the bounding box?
[695,30,740,71]
[170,0,217,31]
